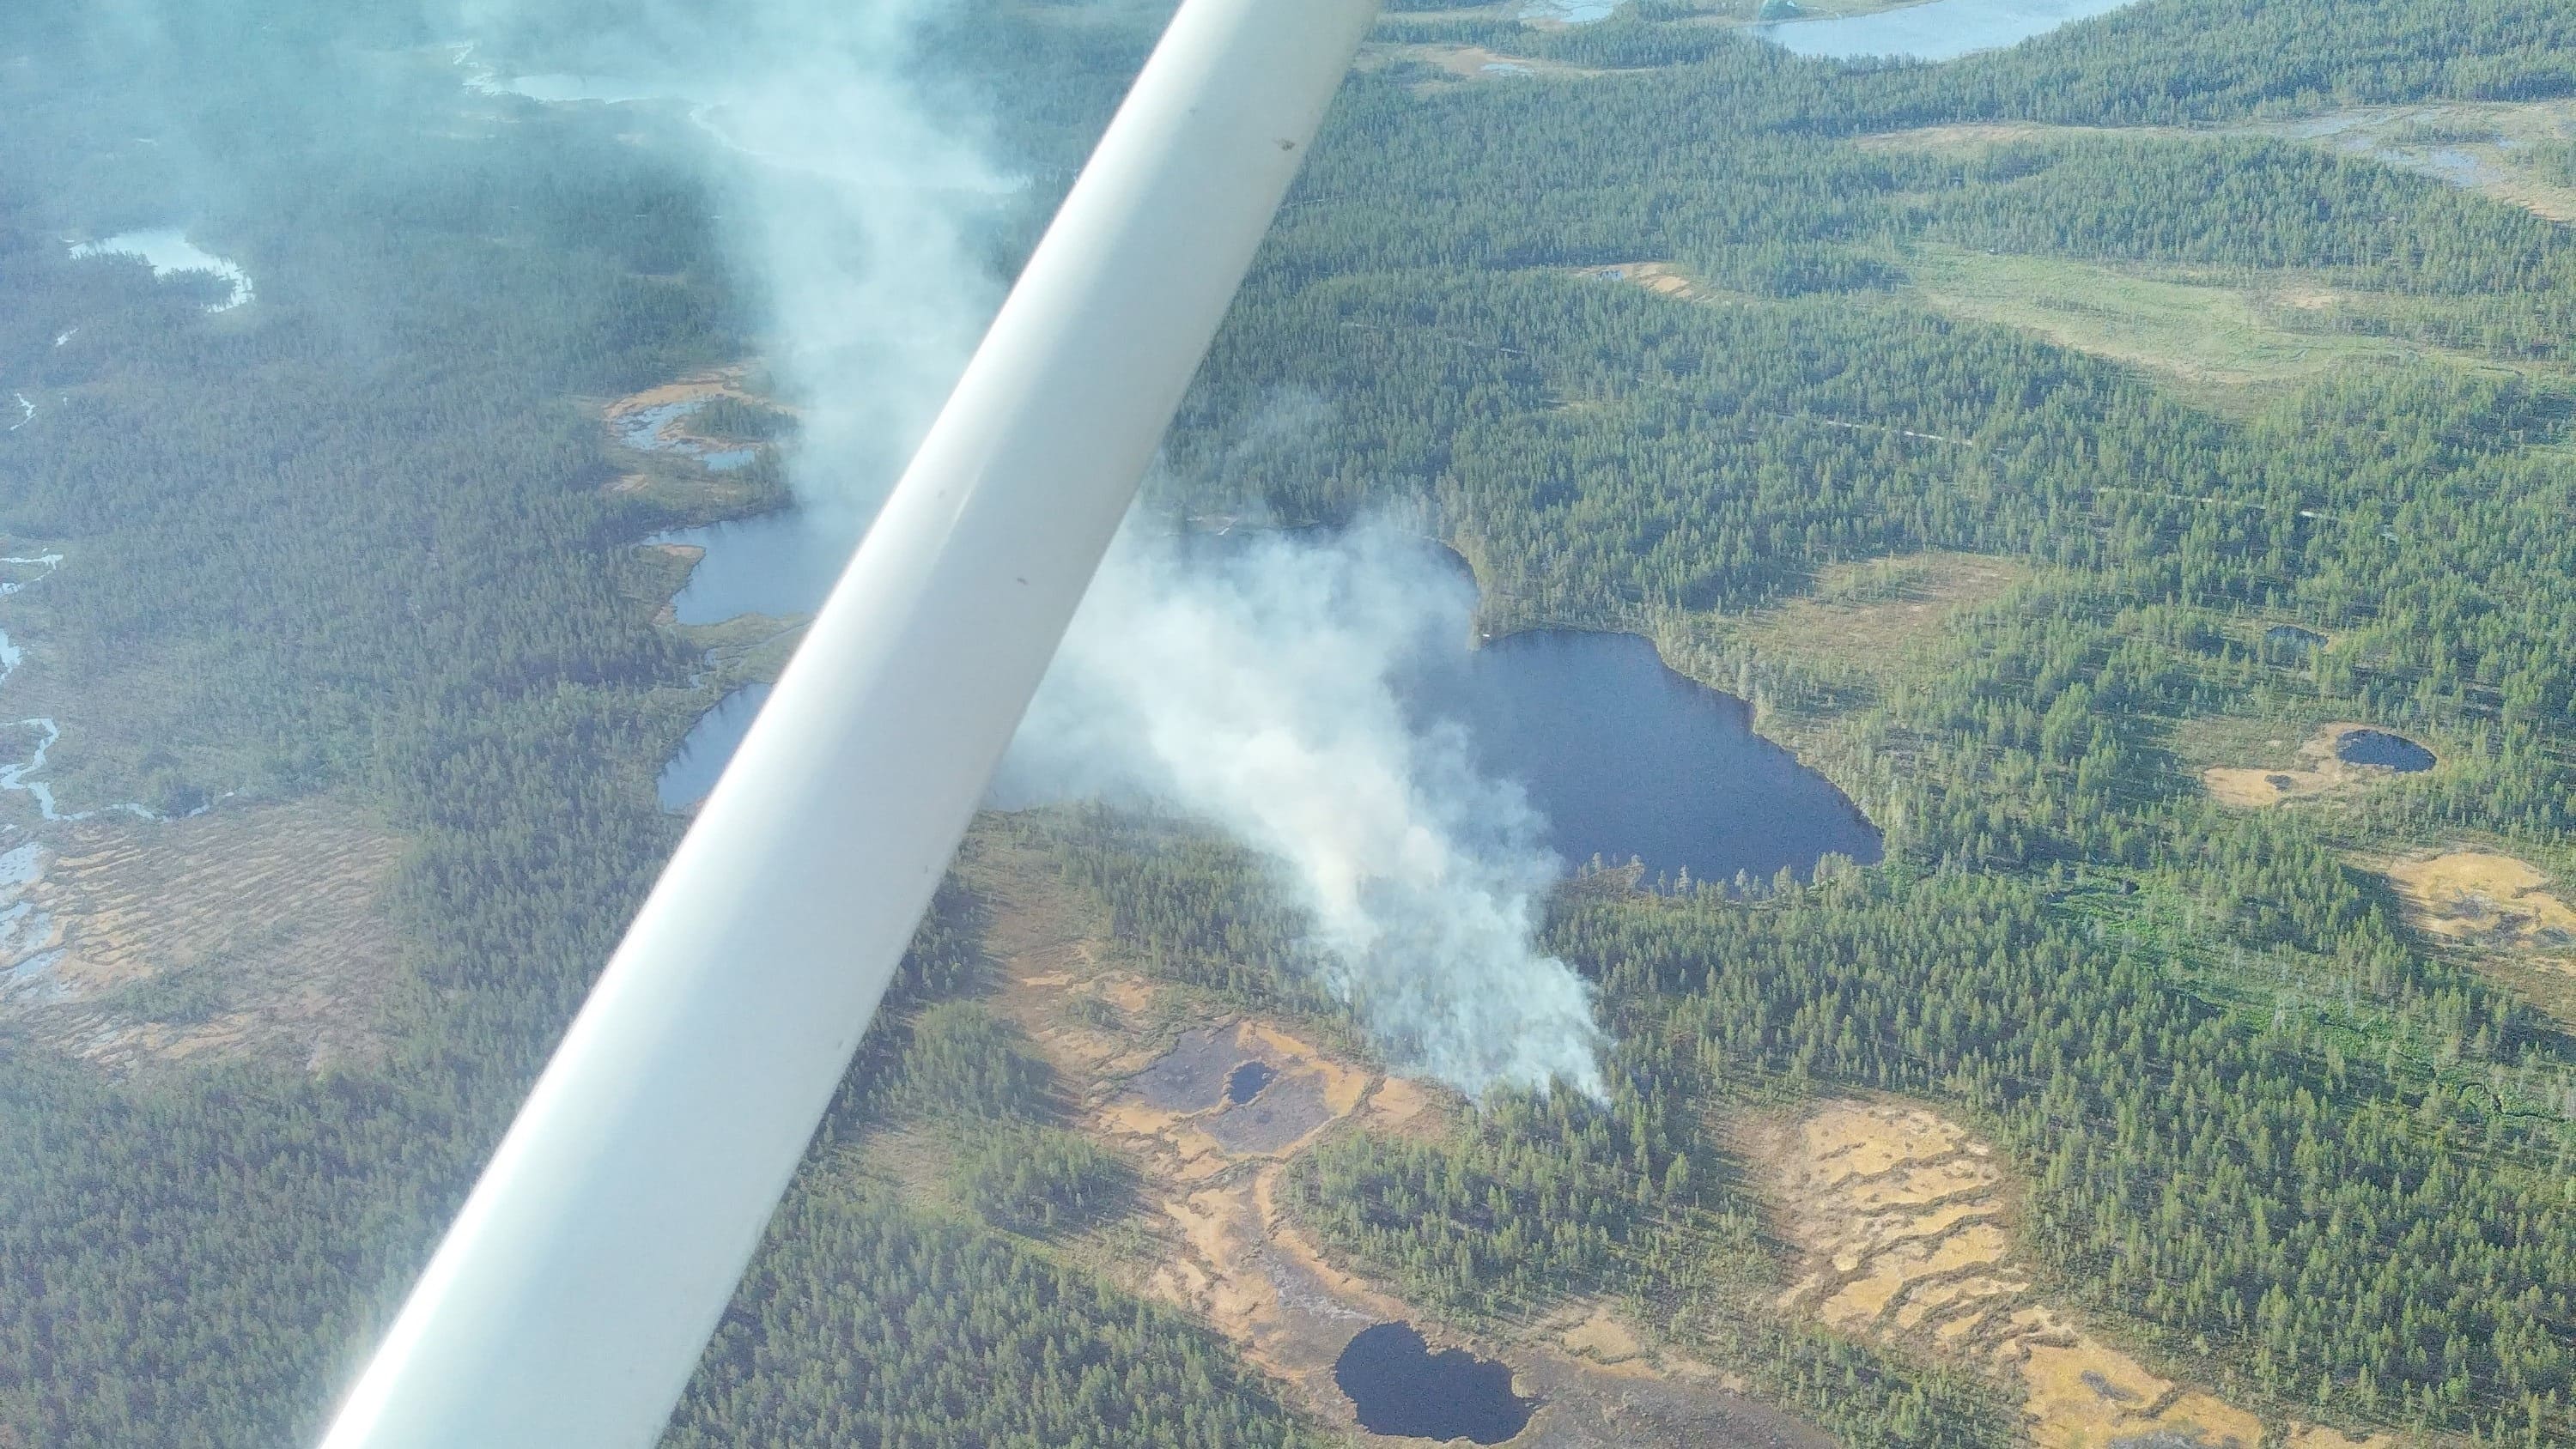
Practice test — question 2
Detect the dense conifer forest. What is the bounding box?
[6,0,2576,1444]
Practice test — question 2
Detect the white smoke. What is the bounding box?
[683,5,1012,519]
[456,0,1610,1100]
[1006,518,1610,1101]
[452,0,1017,519]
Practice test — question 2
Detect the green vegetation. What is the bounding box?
[690,394,795,443]
[10,0,2576,1445]
[951,1123,1133,1235]
[668,1168,1315,1449]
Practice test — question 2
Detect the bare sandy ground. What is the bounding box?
[952,825,1829,1446]
[1749,1097,2395,1449]
[2202,722,2437,809]
[2385,852,2576,957]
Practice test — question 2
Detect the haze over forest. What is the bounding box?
[7,0,2576,1446]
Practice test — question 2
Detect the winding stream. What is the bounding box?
[0,555,158,826]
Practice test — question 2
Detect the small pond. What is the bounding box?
[1224,1059,1274,1105]
[2335,730,2435,773]
[615,400,757,473]
[2263,624,2325,655]
[1753,0,2141,60]
[1334,1322,1532,1444]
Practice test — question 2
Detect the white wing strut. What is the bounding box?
[319,3,1377,1443]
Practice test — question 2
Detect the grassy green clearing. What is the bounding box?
[1898,245,2494,412]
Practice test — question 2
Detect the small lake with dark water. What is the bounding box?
[2336,730,2436,773]
[1335,1322,1531,1444]
[653,521,1882,884]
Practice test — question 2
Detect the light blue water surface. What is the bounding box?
[1753,0,2140,60]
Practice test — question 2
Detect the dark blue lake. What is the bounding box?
[2336,729,2435,773]
[659,682,775,812]
[649,510,862,625]
[1334,1322,1530,1444]
[1400,627,1880,884]
[653,527,1882,883]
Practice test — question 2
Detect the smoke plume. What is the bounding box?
[453,0,1018,519]
[1006,518,1611,1101]
[460,0,1611,1100]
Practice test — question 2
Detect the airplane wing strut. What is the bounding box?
[319,3,1379,1443]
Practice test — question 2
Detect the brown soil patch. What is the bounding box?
[950,821,1829,1447]
[601,367,765,421]
[2287,1427,2398,1449]
[1753,1098,2387,1449]
[2381,851,2576,1022]
[2386,852,2576,955]
[2202,722,2436,809]
[0,801,404,1072]
[1577,259,1721,302]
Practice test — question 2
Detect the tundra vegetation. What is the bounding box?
[5,0,2576,1446]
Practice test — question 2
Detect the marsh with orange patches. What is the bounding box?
[1757,1098,2396,1449]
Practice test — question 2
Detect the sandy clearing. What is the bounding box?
[2385,852,2576,957]
[2202,722,2436,809]
[1574,258,1723,302]
[1754,1097,2393,1449]
[946,821,1832,1446]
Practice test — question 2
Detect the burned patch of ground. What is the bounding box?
[947,818,1832,1446]
[0,800,404,1072]
[1206,1071,1334,1155]
[1134,1022,1263,1111]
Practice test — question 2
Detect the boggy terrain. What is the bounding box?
[1751,1098,2393,1449]
[2201,722,2439,809]
[596,367,787,516]
[2381,848,2576,1025]
[0,800,403,1071]
[940,825,1827,1447]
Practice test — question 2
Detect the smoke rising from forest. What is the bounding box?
[1007,518,1611,1101]
[460,0,1610,1100]
[453,0,1014,518]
